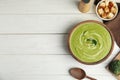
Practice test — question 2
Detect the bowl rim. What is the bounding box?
[68,20,114,65]
[96,0,118,21]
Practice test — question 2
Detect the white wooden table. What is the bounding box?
[0,0,119,80]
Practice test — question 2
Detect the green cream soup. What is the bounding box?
[69,22,112,63]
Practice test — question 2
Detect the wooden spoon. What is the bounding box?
[69,68,96,80]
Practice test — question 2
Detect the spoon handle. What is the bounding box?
[86,76,97,80]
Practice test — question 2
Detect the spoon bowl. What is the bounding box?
[69,67,96,80]
[69,68,85,79]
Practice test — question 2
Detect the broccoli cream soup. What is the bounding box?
[69,21,112,64]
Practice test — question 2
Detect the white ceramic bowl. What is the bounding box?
[96,0,118,21]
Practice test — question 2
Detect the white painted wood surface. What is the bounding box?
[0,0,119,80]
[0,14,100,33]
[0,0,95,14]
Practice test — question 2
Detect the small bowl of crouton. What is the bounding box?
[96,0,118,21]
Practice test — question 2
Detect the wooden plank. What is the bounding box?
[0,0,95,14]
[3,75,118,80]
[0,35,68,54]
[0,74,116,80]
[0,35,119,55]
[0,0,119,14]
[0,14,101,33]
[0,55,117,80]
